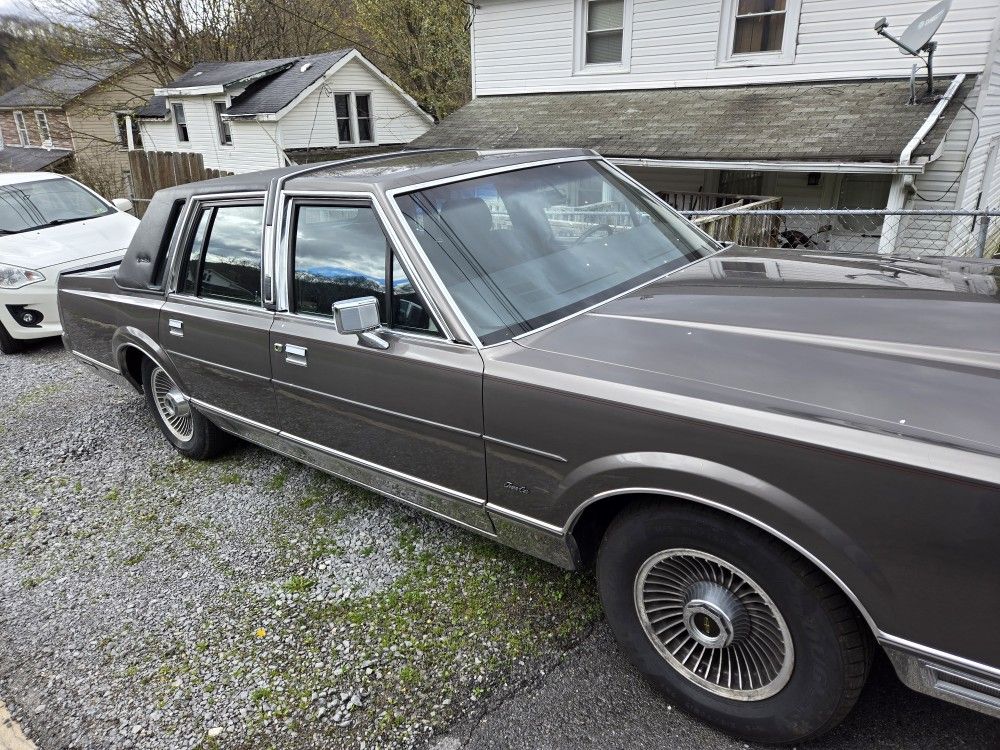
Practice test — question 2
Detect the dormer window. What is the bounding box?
[718,0,801,67]
[574,0,632,74]
[334,92,375,146]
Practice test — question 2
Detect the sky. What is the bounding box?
[0,0,46,18]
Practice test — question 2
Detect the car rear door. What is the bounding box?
[268,197,490,532]
[159,195,276,427]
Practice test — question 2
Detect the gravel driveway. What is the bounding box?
[2,340,998,750]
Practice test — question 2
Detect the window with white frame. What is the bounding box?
[718,0,801,66]
[576,0,632,72]
[333,92,375,145]
[213,101,233,146]
[172,102,189,143]
[13,111,29,145]
[115,113,142,150]
[35,111,51,143]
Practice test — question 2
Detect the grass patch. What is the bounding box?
[281,575,316,594]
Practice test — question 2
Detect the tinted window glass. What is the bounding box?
[179,207,211,294]
[391,254,441,336]
[181,204,263,305]
[293,205,387,320]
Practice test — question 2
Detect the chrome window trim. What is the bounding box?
[166,191,268,297]
[166,291,276,317]
[274,309,465,349]
[384,154,724,350]
[274,189,457,342]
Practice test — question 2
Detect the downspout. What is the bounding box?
[879,73,966,254]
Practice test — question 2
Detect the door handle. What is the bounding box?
[168,319,184,337]
[284,343,307,366]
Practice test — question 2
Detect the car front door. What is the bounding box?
[268,197,489,532]
[160,196,276,427]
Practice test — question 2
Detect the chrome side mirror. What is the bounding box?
[332,296,389,350]
[112,198,134,214]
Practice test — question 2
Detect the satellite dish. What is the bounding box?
[874,0,952,97]
[899,0,952,55]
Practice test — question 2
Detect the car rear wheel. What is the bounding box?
[597,501,872,745]
[141,358,229,460]
[0,321,25,354]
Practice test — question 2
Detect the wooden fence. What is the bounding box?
[127,151,231,215]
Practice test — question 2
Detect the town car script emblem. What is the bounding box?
[504,481,530,495]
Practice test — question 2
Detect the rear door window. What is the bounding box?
[177,202,264,305]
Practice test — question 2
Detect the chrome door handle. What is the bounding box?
[168,319,184,337]
[284,343,307,366]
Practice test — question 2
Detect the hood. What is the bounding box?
[0,211,140,270]
[517,246,1000,456]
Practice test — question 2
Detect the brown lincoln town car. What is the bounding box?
[57,149,1000,744]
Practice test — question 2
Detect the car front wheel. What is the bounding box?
[141,358,229,460]
[597,501,872,745]
[0,321,25,354]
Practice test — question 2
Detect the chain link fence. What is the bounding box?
[680,209,1000,259]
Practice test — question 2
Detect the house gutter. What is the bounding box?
[611,157,925,175]
[879,73,966,254]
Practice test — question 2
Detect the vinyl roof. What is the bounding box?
[410,78,976,163]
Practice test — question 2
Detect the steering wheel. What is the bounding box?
[571,223,615,246]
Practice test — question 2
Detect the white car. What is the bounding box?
[0,172,139,354]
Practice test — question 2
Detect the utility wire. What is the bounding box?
[911,98,981,204]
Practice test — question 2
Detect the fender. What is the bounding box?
[111,326,187,393]
[558,452,888,634]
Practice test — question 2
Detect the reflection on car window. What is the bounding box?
[179,204,263,305]
[0,177,114,234]
[293,205,388,319]
[291,204,443,337]
[391,254,441,336]
[396,160,716,345]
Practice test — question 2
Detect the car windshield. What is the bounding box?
[395,159,717,345]
[0,178,114,235]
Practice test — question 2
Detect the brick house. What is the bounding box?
[0,57,168,197]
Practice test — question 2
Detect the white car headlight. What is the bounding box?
[0,264,45,289]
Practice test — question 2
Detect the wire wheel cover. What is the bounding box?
[634,548,794,701]
[151,366,193,442]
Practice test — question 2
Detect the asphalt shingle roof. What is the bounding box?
[0,147,73,172]
[135,94,168,119]
[163,58,298,89]
[226,50,352,116]
[0,57,134,109]
[409,78,975,163]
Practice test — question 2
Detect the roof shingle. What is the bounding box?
[0,57,135,109]
[409,78,975,163]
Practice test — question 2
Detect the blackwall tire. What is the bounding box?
[141,357,229,460]
[597,501,872,745]
[0,322,25,354]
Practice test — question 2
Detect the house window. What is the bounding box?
[718,0,800,66]
[13,111,29,146]
[213,102,232,146]
[355,94,373,143]
[35,111,51,143]
[172,103,189,143]
[576,0,632,72]
[115,113,142,150]
[334,92,375,146]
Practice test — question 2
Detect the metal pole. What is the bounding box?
[975,214,991,258]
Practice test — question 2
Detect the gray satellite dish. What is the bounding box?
[874,0,952,97]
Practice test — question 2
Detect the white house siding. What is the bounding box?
[473,0,998,95]
[140,96,285,173]
[280,58,431,150]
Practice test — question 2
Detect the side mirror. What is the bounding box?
[112,198,134,214]
[333,296,389,350]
